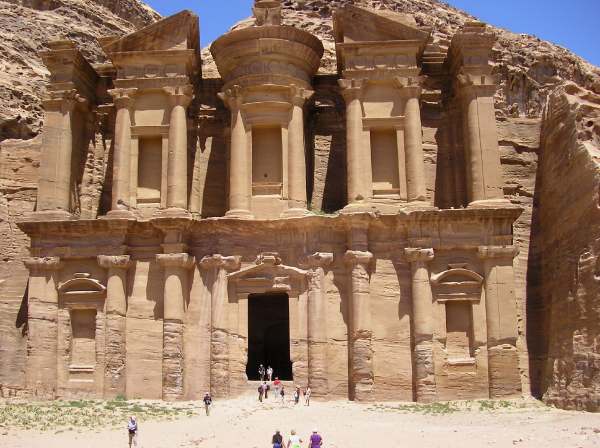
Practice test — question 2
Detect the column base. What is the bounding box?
[24,210,74,221]
[340,201,378,215]
[153,207,191,219]
[102,210,136,220]
[468,198,512,208]
[225,209,254,219]
[280,207,311,218]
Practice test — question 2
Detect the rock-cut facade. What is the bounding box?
[17,1,524,402]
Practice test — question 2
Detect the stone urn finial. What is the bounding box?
[253,0,282,26]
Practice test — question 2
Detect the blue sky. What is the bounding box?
[146,0,599,66]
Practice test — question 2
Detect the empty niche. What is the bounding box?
[445,301,474,361]
[137,136,162,204]
[370,129,399,196]
[70,308,97,369]
[252,126,283,196]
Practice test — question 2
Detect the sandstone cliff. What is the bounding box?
[1,0,600,405]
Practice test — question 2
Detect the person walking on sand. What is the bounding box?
[272,429,284,448]
[263,381,270,399]
[267,365,274,381]
[258,382,265,402]
[280,385,286,405]
[294,386,301,405]
[308,429,323,448]
[127,415,138,447]
[203,391,212,416]
[304,386,311,406]
[259,364,266,381]
[273,376,281,398]
[287,429,303,448]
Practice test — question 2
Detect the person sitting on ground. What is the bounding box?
[272,429,284,448]
[127,415,138,448]
[203,391,212,416]
[287,429,303,448]
[308,429,323,448]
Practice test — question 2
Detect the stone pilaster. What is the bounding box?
[157,252,195,400]
[164,86,193,214]
[398,77,428,204]
[97,255,131,398]
[478,245,521,398]
[281,86,313,217]
[200,254,241,397]
[37,90,86,218]
[219,86,253,219]
[344,250,373,401]
[306,252,333,397]
[339,78,371,211]
[108,88,137,218]
[23,257,63,398]
[405,248,437,403]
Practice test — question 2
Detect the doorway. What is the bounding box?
[246,293,293,381]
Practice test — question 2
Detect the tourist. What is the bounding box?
[273,376,282,397]
[259,364,266,381]
[127,415,138,447]
[258,383,265,402]
[267,365,274,381]
[203,391,212,416]
[280,385,286,405]
[272,429,284,448]
[308,429,323,448]
[304,386,311,406]
[287,429,303,448]
[263,380,270,399]
[293,386,301,405]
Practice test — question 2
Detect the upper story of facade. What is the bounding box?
[28,1,513,223]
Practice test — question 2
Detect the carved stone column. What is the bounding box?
[157,253,195,400]
[400,78,428,204]
[339,79,371,210]
[281,86,313,217]
[23,257,63,398]
[478,245,521,398]
[37,90,84,217]
[344,250,373,401]
[165,86,193,213]
[200,254,241,397]
[108,88,137,217]
[306,252,333,397]
[97,255,131,398]
[219,86,253,219]
[405,248,436,403]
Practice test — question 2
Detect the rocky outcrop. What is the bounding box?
[528,83,600,410]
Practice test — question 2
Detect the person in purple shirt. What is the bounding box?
[308,429,323,448]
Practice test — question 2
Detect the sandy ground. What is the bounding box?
[2,395,600,448]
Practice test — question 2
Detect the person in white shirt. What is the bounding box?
[287,429,303,448]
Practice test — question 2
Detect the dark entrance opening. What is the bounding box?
[246,293,293,381]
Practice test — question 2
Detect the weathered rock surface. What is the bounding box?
[1,0,600,405]
[528,82,600,411]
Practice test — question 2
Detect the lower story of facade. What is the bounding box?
[18,208,522,402]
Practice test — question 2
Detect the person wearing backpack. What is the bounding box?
[287,429,302,448]
[308,429,323,448]
[203,392,212,416]
[127,415,138,447]
[272,429,284,448]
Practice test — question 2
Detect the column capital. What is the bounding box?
[42,89,87,113]
[477,245,519,260]
[394,76,423,97]
[456,73,496,97]
[289,85,314,107]
[404,248,435,263]
[305,252,334,269]
[97,255,132,270]
[109,88,138,109]
[344,250,373,266]
[24,256,63,273]
[338,78,367,101]
[199,254,241,271]
[164,85,194,108]
[156,253,195,269]
[218,85,244,110]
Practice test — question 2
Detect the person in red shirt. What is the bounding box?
[273,377,282,398]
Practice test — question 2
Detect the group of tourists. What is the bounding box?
[271,429,323,448]
[257,364,312,406]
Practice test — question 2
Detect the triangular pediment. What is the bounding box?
[228,262,307,281]
[334,5,431,44]
[100,10,200,54]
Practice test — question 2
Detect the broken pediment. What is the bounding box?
[228,253,307,292]
[333,5,431,44]
[100,10,200,55]
[58,273,106,299]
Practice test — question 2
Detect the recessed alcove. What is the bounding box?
[370,128,400,196]
[252,126,283,196]
[137,136,162,204]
